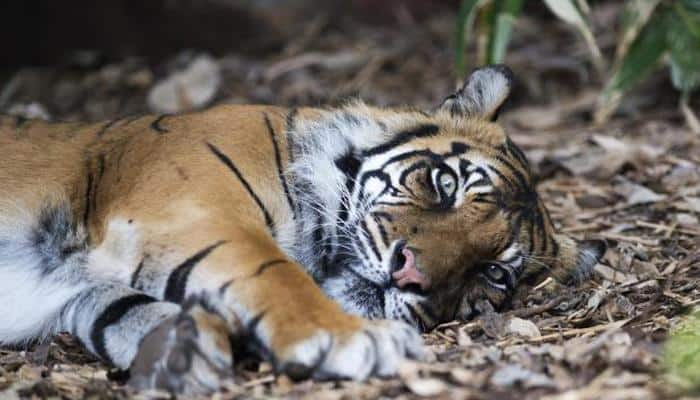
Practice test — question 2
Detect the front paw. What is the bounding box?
[276,319,424,381]
[128,300,235,395]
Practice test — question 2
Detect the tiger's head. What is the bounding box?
[291,65,605,332]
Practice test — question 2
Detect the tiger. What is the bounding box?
[0,65,604,394]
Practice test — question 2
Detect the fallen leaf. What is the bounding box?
[449,368,477,385]
[404,378,448,397]
[148,54,221,113]
[613,177,666,205]
[490,365,556,388]
[457,326,473,346]
[676,197,700,213]
[507,318,541,339]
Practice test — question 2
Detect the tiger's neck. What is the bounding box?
[281,104,389,281]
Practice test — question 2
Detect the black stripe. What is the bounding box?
[360,219,382,261]
[490,167,516,192]
[90,294,156,363]
[451,141,470,154]
[206,142,276,234]
[526,215,536,253]
[247,310,267,333]
[374,200,416,208]
[97,119,118,137]
[130,259,145,288]
[464,166,493,192]
[15,115,28,128]
[96,154,106,179]
[264,113,296,219]
[335,151,361,223]
[334,152,361,186]
[356,170,392,204]
[398,161,429,198]
[379,149,442,171]
[495,155,530,193]
[372,211,394,222]
[151,115,169,133]
[362,124,439,157]
[123,115,143,125]
[254,259,287,276]
[284,109,303,228]
[219,279,235,294]
[472,195,498,205]
[505,137,531,171]
[164,241,226,303]
[405,303,427,332]
[285,108,298,163]
[83,170,93,229]
[313,212,325,262]
[355,239,372,266]
[371,213,390,248]
[90,155,105,227]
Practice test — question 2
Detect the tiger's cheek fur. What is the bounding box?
[382,205,510,288]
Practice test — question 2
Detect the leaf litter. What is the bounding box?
[1,3,699,399]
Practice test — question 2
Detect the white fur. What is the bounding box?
[462,68,511,116]
[87,218,142,283]
[278,319,423,380]
[103,300,180,368]
[284,104,394,276]
[0,206,88,344]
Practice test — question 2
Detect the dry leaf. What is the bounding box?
[449,368,477,385]
[507,318,541,339]
[148,54,221,113]
[457,326,473,346]
[613,177,666,205]
[594,264,638,284]
[490,365,555,388]
[404,378,448,397]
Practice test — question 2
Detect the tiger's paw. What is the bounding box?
[275,319,424,381]
[128,300,235,395]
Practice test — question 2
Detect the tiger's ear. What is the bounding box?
[439,64,514,121]
[552,236,607,284]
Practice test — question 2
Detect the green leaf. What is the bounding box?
[595,7,671,123]
[454,0,482,76]
[615,0,662,68]
[486,0,523,64]
[543,0,605,74]
[543,0,586,26]
[677,1,700,38]
[682,0,700,13]
[664,312,700,393]
[668,6,700,92]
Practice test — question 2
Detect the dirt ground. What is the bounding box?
[1,2,699,399]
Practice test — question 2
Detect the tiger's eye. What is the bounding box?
[438,173,456,197]
[485,264,505,282]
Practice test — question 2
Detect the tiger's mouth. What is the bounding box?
[322,234,438,331]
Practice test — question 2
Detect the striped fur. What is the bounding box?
[0,65,603,394]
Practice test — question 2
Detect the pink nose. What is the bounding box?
[392,248,430,290]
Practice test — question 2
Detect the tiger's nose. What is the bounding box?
[391,246,430,291]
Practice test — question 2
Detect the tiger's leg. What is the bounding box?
[215,247,426,381]
[0,202,234,394]
[127,222,423,384]
[75,219,239,394]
